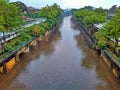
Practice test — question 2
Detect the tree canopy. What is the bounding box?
[10,1,27,12]
[72,9,106,26]
[100,9,120,46]
[0,0,24,32]
[39,3,63,19]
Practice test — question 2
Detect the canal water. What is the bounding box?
[0,16,120,90]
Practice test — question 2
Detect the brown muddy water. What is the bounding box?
[0,16,120,90]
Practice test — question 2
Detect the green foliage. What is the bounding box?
[39,27,45,35]
[0,3,62,55]
[9,41,16,47]
[39,22,48,30]
[0,0,24,32]
[24,26,34,36]
[42,19,57,30]
[104,9,120,40]
[10,1,27,12]
[98,9,120,48]
[38,3,62,32]
[115,47,120,52]
[0,50,3,54]
[15,38,22,45]
[98,41,106,49]
[26,7,40,18]
[39,3,63,19]
[94,28,107,40]
[0,15,5,32]
[72,9,106,26]
[45,21,53,30]
[4,44,12,52]
[73,9,90,21]
[94,29,108,47]
[83,16,93,25]
[24,14,59,37]
[92,9,120,55]
[22,32,31,41]
[94,7,107,17]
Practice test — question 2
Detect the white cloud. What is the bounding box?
[63,0,120,9]
[10,0,120,9]
[63,0,99,8]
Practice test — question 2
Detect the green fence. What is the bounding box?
[104,47,120,67]
[0,37,36,63]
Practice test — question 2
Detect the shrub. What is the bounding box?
[15,39,22,45]
[0,49,3,54]
[39,22,48,30]
[33,25,40,36]
[4,44,12,52]
[24,26,34,36]
[115,47,120,52]
[22,32,31,41]
[39,27,45,35]
[45,21,52,30]
[98,41,106,49]
[9,41,15,47]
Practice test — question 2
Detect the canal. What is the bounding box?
[0,16,120,90]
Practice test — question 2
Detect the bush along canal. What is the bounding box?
[72,9,120,79]
[0,4,63,77]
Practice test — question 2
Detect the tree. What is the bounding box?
[73,9,106,26]
[0,15,5,32]
[39,3,63,19]
[2,3,24,31]
[94,7,107,16]
[26,7,40,18]
[0,0,24,31]
[10,1,27,12]
[83,6,95,11]
[0,0,24,47]
[103,9,120,47]
[73,9,91,21]
[83,16,93,26]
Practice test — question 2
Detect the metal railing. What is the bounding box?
[0,37,36,63]
[0,30,22,44]
[104,47,120,67]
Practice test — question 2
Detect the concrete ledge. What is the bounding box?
[4,57,16,73]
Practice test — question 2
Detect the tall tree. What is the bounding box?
[0,15,5,32]
[103,9,120,47]
[10,1,27,12]
[39,3,63,19]
[0,0,24,46]
[94,7,107,16]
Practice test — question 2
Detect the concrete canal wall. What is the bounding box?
[71,17,120,78]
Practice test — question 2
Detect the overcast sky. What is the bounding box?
[10,0,120,9]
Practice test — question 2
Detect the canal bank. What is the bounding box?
[0,17,63,76]
[0,16,120,90]
[71,16,120,78]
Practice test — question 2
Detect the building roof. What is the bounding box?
[94,23,105,29]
